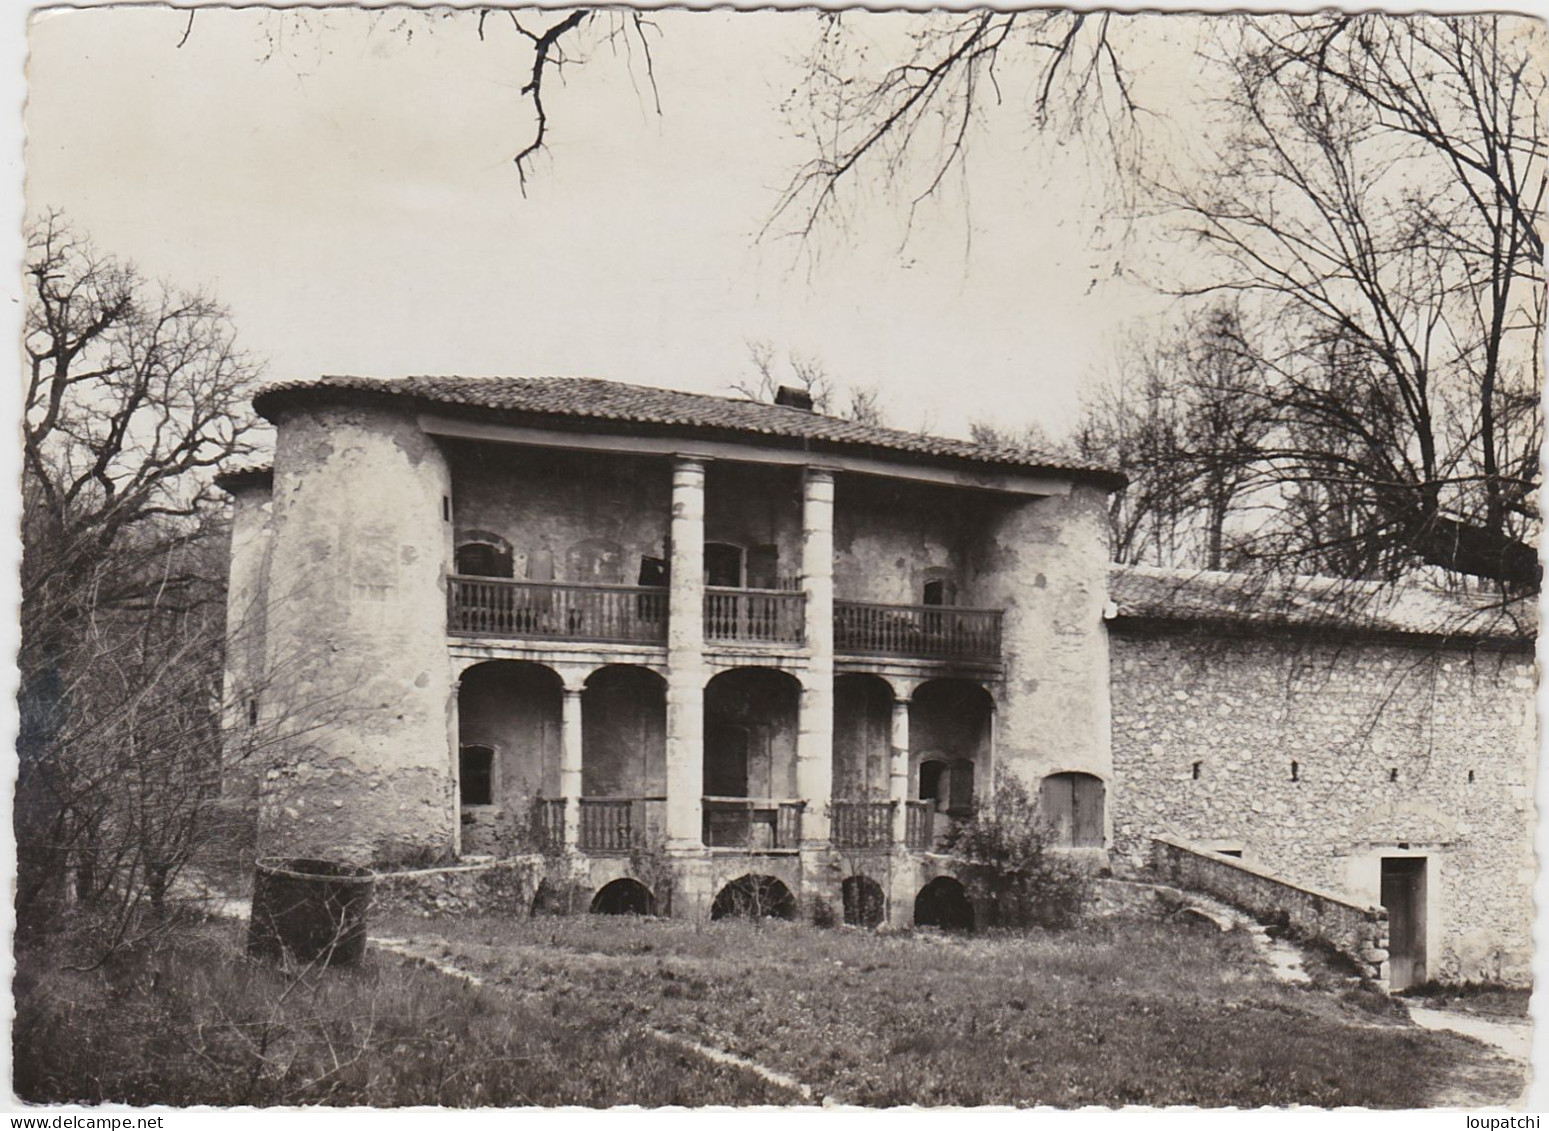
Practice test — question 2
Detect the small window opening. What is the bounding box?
[923,579,958,606]
[442,495,451,522]
[1191,761,1202,780]
[1388,767,1399,782]
[247,698,259,727]
[704,542,744,588]
[460,745,494,806]
[919,760,948,810]
[1290,760,1299,782]
[1467,769,1475,784]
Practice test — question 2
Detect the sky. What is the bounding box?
[21,5,1211,450]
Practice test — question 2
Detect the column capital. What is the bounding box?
[671,454,712,474]
[804,465,840,484]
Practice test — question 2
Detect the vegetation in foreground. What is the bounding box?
[15,901,1516,1108]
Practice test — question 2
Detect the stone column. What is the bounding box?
[797,468,836,845]
[889,694,911,846]
[560,684,585,851]
[665,458,707,850]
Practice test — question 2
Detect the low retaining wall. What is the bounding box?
[372,857,546,917]
[1150,835,1389,983]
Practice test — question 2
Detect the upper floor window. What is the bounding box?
[705,542,744,588]
[456,533,513,578]
[922,570,958,606]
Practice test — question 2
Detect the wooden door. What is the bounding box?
[1380,857,1427,991]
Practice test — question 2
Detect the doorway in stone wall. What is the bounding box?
[1381,857,1428,991]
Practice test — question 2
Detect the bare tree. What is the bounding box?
[1162,15,1543,589]
[767,12,1140,244]
[18,213,264,932]
[732,340,888,427]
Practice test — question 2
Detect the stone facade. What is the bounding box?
[219,377,1535,980]
[1110,603,1536,985]
[223,376,1118,929]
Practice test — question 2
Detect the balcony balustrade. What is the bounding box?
[449,576,667,644]
[835,600,1002,663]
[449,577,1000,663]
[904,800,937,851]
[532,797,567,852]
[577,796,666,852]
[702,797,805,851]
[831,800,895,849]
[704,587,806,646]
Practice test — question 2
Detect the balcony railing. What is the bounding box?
[835,600,1002,663]
[578,796,666,852]
[449,576,667,644]
[831,800,895,849]
[904,800,936,850]
[533,797,566,851]
[702,797,805,851]
[705,587,805,646]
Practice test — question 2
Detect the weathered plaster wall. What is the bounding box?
[259,403,456,865]
[1111,627,1536,984]
[450,444,671,583]
[221,483,274,805]
[833,674,892,797]
[704,462,804,586]
[833,477,999,606]
[978,484,1113,795]
[582,665,667,796]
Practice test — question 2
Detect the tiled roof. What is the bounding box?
[252,375,1123,486]
[1108,565,1535,642]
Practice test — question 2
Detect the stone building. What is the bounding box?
[1107,567,1536,988]
[218,375,1536,982]
[218,374,1122,928]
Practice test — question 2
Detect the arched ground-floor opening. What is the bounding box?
[703,668,802,849]
[581,665,667,851]
[915,875,975,931]
[711,874,797,921]
[459,660,563,854]
[841,874,886,928]
[590,877,656,916]
[910,680,993,848]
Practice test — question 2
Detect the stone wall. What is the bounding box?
[373,857,547,917]
[1112,625,1536,984]
[1150,835,1388,979]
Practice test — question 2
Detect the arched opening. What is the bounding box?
[914,876,974,931]
[704,669,801,848]
[711,874,796,921]
[458,661,563,852]
[567,538,625,584]
[590,878,655,917]
[455,530,514,578]
[842,875,886,928]
[582,666,667,850]
[1040,772,1105,848]
[531,878,568,917]
[911,680,993,821]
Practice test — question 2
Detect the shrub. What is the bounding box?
[942,772,1089,929]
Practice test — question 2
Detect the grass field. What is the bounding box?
[13,901,1518,1108]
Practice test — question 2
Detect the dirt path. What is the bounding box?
[1408,1006,1531,1109]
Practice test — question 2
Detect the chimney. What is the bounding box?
[774,385,815,411]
